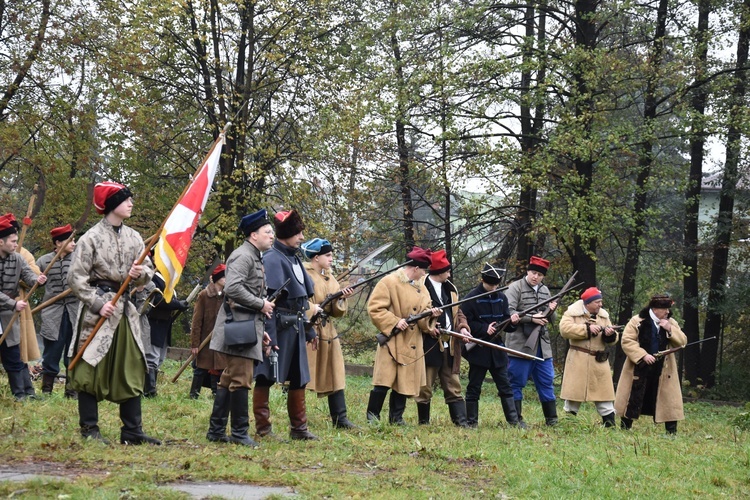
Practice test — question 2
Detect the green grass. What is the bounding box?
[1,360,748,499]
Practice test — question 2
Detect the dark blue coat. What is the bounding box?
[460,284,517,369]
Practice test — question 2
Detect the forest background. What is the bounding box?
[2,0,750,400]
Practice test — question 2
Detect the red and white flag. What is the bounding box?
[153,134,224,302]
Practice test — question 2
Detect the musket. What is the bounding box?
[0,230,76,346]
[336,242,393,281]
[375,286,509,346]
[491,277,583,337]
[310,260,414,326]
[520,275,584,351]
[31,288,73,315]
[170,277,291,383]
[654,336,716,359]
[440,328,543,361]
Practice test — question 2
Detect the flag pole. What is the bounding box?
[68,123,231,370]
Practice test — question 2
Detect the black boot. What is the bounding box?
[602,412,616,428]
[41,373,55,394]
[21,369,36,399]
[78,391,108,443]
[448,401,469,428]
[665,421,677,435]
[466,400,479,428]
[228,388,259,446]
[366,389,388,422]
[621,416,633,430]
[189,372,203,400]
[388,391,407,425]
[8,370,28,401]
[514,399,524,424]
[541,400,558,427]
[328,390,357,429]
[206,386,230,442]
[501,397,526,429]
[417,402,431,425]
[119,397,161,445]
[143,368,157,398]
[210,374,220,396]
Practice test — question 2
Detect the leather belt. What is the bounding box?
[92,280,122,293]
[569,345,603,356]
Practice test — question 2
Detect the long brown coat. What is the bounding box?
[368,270,435,397]
[190,283,226,371]
[614,310,687,423]
[559,300,617,402]
[305,263,347,395]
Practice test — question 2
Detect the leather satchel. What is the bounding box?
[223,301,258,348]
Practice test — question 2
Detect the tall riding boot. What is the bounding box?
[514,400,524,424]
[228,388,258,446]
[466,400,479,428]
[621,416,633,430]
[78,391,108,443]
[665,421,677,435]
[8,370,28,401]
[143,368,157,398]
[21,369,36,399]
[119,397,161,445]
[189,372,203,399]
[602,412,616,428]
[206,386,230,442]
[366,389,388,422]
[541,400,558,427]
[448,401,469,428]
[41,373,55,394]
[328,390,357,429]
[501,397,527,429]
[288,388,319,440]
[388,391,407,425]
[253,385,274,437]
[417,402,431,425]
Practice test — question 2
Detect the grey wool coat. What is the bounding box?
[37,251,79,341]
[0,252,39,347]
[209,240,264,361]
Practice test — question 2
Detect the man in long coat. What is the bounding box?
[0,213,46,400]
[67,181,159,445]
[37,224,79,398]
[208,210,274,446]
[506,255,558,426]
[415,250,470,427]
[366,247,440,425]
[615,294,687,434]
[189,263,226,399]
[254,209,319,440]
[302,238,356,429]
[559,287,618,427]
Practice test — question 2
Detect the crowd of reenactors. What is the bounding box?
[0,181,688,446]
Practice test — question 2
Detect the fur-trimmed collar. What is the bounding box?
[565,299,610,319]
[396,268,425,287]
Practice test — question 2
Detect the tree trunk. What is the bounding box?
[613,0,669,386]
[683,0,711,386]
[701,0,750,387]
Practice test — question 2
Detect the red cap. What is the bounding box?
[0,214,17,238]
[528,255,550,275]
[93,181,132,214]
[428,250,451,274]
[406,246,432,269]
[581,287,602,304]
[50,224,73,242]
[211,263,226,282]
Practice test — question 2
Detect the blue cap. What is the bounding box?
[239,209,271,236]
[301,238,333,259]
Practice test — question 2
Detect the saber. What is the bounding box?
[440,328,543,361]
